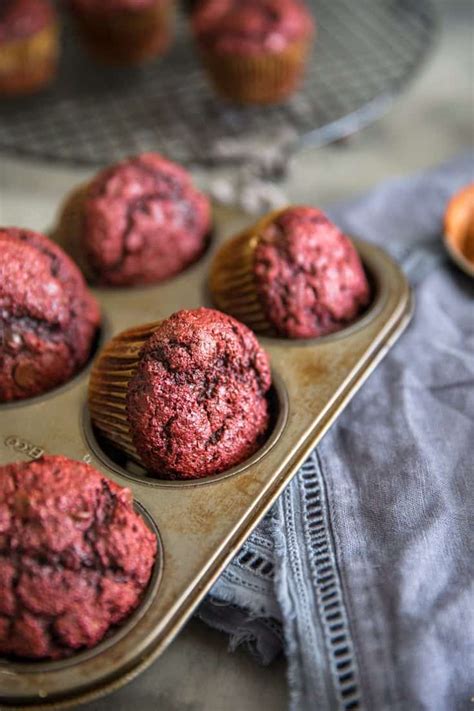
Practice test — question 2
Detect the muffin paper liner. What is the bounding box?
[0,24,59,95]
[52,182,94,279]
[89,322,162,463]
[209,209,288,336]
[72,2,175,65]
[199,39,311,105]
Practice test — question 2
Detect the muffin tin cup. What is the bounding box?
[0,205,413,708]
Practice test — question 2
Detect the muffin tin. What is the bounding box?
[0,204,413,709]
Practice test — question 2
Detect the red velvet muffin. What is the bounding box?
[89,308,272,479]
[210,206,370,339]
[0,0,59,96]
[0,455,157,660]
[0,228,100,402]
[68,0,174,65]
[192,0,315,104]
[53,153,211,287]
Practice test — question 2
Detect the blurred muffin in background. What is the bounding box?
[0,0,59,96]
[67,0,175,65]
[191,0,315,105]
[53,152,211,287]
[181,0,199,13]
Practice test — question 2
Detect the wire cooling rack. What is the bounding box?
[0,0,437,166]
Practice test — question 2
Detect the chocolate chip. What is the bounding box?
[13,362,37,390]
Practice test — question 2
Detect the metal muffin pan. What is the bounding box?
[0,204,413,708]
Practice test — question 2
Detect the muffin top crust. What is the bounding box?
[0,0,55,43]
[192,0,314,55]
[0,227,100,402]
[253,207,370,338]
[127,307,271,479]
[0,455,157,660]
[82,153,211,286]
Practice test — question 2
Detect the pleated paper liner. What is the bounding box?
[0,24,59,95]
[88,321,163,464]
[198,39,311,105]
[209,208,289,336]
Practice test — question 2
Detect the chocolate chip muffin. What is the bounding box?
[210,206,370,339]
[0,455,157,660]
[53,153,211,287]
[0,228,100,402]
[192,0,315,104]
[89,308,272,479]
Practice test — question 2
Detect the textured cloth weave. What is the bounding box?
[199,153,474,711]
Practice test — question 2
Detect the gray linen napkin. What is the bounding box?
[199,152,474,711]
